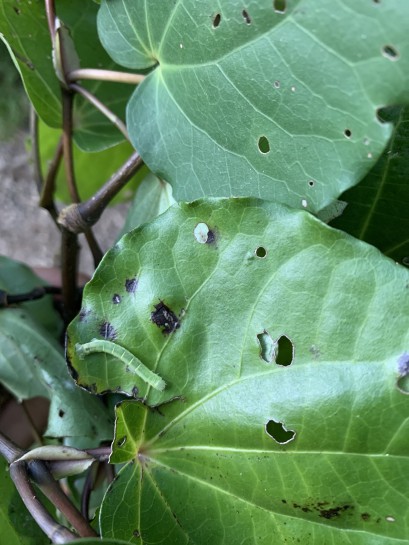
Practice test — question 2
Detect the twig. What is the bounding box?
[61,227,80,323]
[30,109,61,226]
[44,0,57,47]
[70,83,129,141]
[68,68,145,85]
[27,460,98,538]
[0,431,22,463]
[0,286,61,307]
[10,462,78,544]
[61,89,81,203]
[41,136,63,212]
[58,151,143,233]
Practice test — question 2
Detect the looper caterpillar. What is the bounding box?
[75,339,166,392]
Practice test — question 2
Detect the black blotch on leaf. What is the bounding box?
[361,513,371,521]
[319,505,351,519]
[99,321,116,340]
[266,419,295,444]
[206,229,216,244]
[151,301,180,334]
[133,530,141,538]
[125,278,138,293]
[58,409,65,418]
[112,294,121,304]
[132,385,139,397]
[79,308,90,322]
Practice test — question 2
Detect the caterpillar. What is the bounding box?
[75,339,166,392]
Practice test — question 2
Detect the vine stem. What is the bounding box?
[68,68,145,85]
[44,0,57,46]
[58,151,143,233]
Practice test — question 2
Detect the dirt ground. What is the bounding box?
[0,132,129,277]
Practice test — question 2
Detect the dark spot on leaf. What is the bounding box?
[99,321,116,340]
[282,499,287,504]
[112,294,121,304]
[13,7,21,14]
[361,513,371,521]
[79,308,90,322]
[276,335,294,366]
[125,278,138,293]
[308,179,315,187]
[89,383,98,394]
[319,505,351,519]
[58,409,65,418]
[382,44,399,60]
[151,301,180,334]
[242,9,251,24]
[212,13,221,27]
[258,136,270,153]
[266,419,295,444]
[133,530,140,538]
[344,128,352,138]
[117,436,127,447]
[132,386,139,397]
[206,229,216,244]
[274,0,287,13]
[255,246,267,258]
[293,503,312,513]
[257,331,276,363]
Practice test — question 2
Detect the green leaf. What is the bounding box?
[119,173,175,236]
[331,106,409,266]
[0,0,134,151]
[0,458,49,545]
[36,120,145,203]
[98,0,409,211]
[66,199,409,543]
[0,255,62,339]
[0,257,113,440]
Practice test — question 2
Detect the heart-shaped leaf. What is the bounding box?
[66,199,409,544]
[98,0,409,211]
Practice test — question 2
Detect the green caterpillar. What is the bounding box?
[75,339,166,392]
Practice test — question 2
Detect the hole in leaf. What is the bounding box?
[403,257,409,267]
[275,335,294,366]
[301,199,308,208]
[151,301,180,334]
[212,13,221,28]
[194,222,215,244]
[242,9,251,24]
[266,419,295,444]
[117,436,127,447]
[274,0,287,13]
[255,246,267,258]
[308,180,315,187]
[257,331,277,363]
[273,80,280,88]
[258,136,270,154]
[382,45,399,60]
[58,409,65,418]
[344,128,352,138]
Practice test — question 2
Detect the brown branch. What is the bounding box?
[41,136,63,211]
[0,431,23,463]
[61,227,80,323]
[44,0,57,46]
[10,462,78,544]
[58,151,143,233]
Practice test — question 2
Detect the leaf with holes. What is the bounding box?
[0,0,135,151]
[331,106,409,267]
[66,199,409,544]
[98,0,409,211]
